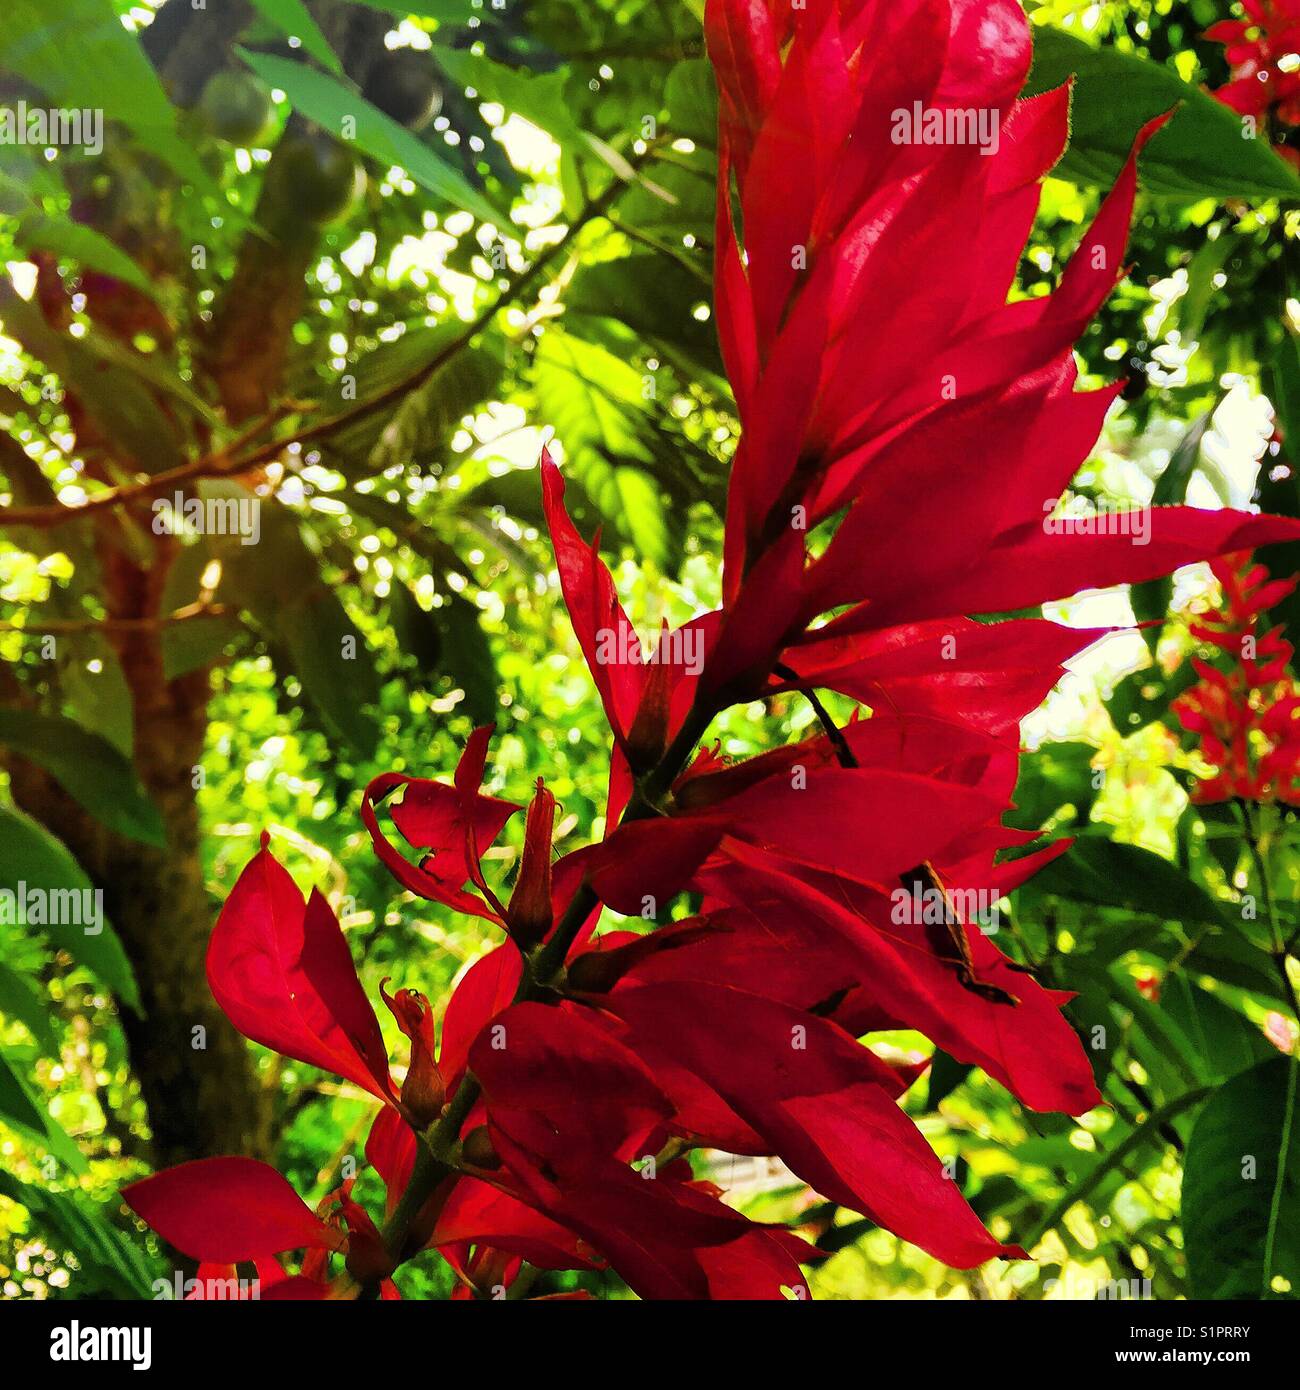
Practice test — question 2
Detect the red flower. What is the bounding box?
[1206,0,1300,130]
[1174,551,1300,803]
[697,0,1300,709]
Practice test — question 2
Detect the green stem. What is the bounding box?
[1261,1047,1298,1297]
[1236,801,1300,1297]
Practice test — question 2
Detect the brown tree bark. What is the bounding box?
[4,538,272,1168]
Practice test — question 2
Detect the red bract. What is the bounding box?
[206,832,395,1105]
[697,0,1300,707]
[1174,551,1300,804]
[1206,0,1300,138]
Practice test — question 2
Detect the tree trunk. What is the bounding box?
[6,546,272,1169]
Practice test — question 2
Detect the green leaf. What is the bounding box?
[0,806,139,1011]
[0,710,165,847]
[0,1170,156,1297]
[159,541,243,681]
[1160,977,1273,1085]
[247,0,342,76]
[0,1047,87,1174]
[436,47,586,152]
[926,1050,973,1110]
[14,213,157,300]
[238,48,503,226]
[284,591,383,760]
[220,497,383,760]
[0,1048,46,1134]
[1183,1057,1300,1298]
[567,255,720,375]
[1007,741,1098,831]
[664,59,718,148]
[59,635,133,758]
[1024,25,1300,200]
[0,962,59,1055]
[1105,659,1197,735]
[1029,836,1230,927]
[437,590,497,725]
[2,0,213,191]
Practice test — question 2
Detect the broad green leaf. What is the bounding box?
[1030,836,1231,927]
[0,710,165,847]
[1161,977,1273,1084]
[159,540,244,681]
[283,591,383,760]
[0,1048,46,1134]
[3,0,212,191]
[926,1050,973,1110]
[0,962,59,1055]
[1024,25,1300,200]
[0,806,139,1011]
[567,255,720,375]
[59,634,133,759]
[247,0,343,76]
[0,1170,155,1296]
[0,1048,87,1174]
[1006,741,1097,831]
[14,213,157,300]
[533,329,653,466]
[664,59,718,148]
[1183,1057,1300,1298]
[1105,659,1196,735]
[238,49,503,226]
[436,48,586,152]
[220,497,382,760]
[437,590,498,725]
[389,582,443,677]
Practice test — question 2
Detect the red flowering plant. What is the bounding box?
[1205,0,1300,164]
[123,0,1300,1299]
[1174,550,1300,806]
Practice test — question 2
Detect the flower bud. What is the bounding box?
[506,779,555,949]
[461,1124,502,1170]
[380,982,445,1128]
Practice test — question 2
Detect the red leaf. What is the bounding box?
[207,845,393,1102]
[123,1158,340,1264]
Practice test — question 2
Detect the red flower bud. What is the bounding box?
[624,627,677,772]
[506,780,556,949]
[461,1124,502,1170]
[380,983,445,1128]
